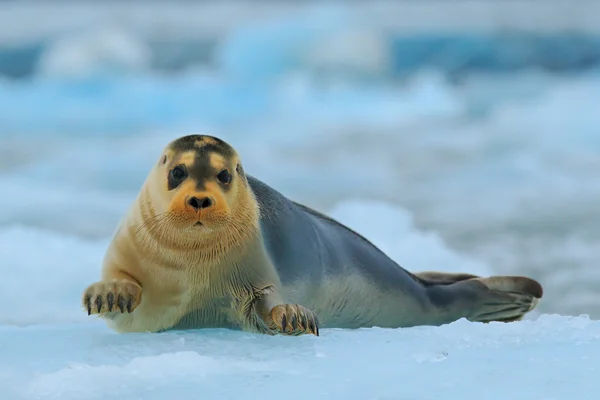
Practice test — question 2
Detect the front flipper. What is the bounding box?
[82,280,142,315]
[231,244,321,337]
[241,282,320,337]
[269,304,320,336]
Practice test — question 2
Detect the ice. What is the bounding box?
[3,1,600,89]
[1,316,598,400]
[215,7,391,81]
[36,27,152,78]
[303,27,391,78]
[0,226,108,326]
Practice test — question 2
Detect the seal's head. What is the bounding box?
[143,134,254,237]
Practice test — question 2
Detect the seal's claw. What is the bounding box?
[82,280,142,315]
[300,312,308,331]
[290,314,298,331]
[269,304,319,336]
[84,293,93,315]
[117,293,126,313]
[95,296,103,314]
[106,292,115,312]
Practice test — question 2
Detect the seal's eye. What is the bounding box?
[171,166,186,180]
[167,165,188,190]
[217,169,232,184]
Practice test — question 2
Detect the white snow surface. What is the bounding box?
[1,315,598,400]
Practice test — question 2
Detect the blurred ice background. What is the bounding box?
[1,1,600,398]
[7,0,600,317]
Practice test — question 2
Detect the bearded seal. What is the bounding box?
[82,134,543,336]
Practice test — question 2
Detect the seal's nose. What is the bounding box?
[188,196,213,211]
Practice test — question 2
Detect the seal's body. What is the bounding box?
[83,134,543,336]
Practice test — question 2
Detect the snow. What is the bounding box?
[36,27,152,78]
[1,316,598,400]
[0,226,106,327]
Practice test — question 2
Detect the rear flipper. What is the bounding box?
[427,275,543,324]
[466,276,543,323]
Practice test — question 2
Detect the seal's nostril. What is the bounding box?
[200,197,212,208]
[188,196,213,210]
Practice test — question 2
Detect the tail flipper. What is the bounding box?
[465,276,543,323]
[425,274,543,324]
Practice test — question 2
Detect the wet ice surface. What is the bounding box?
[1,316,598,400]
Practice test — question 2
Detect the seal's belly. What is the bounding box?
[280,273,430,329]
[169,294,241,330]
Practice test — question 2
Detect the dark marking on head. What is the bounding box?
[187,153,219,191]
[166,135,245,191]
[170,135,235,159]
[161,155,167,165]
